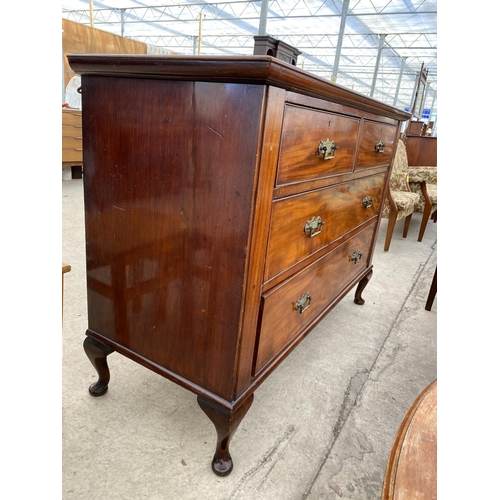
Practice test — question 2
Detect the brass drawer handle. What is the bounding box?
[351,250,363,264]
[375,140,385,153]
[295,293,313,314]
[304,216,325,238]
[362,196,373,209]
[318,139,339,160]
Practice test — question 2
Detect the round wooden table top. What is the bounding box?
[382,379,437,499]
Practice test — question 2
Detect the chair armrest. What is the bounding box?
[408,167,437,184]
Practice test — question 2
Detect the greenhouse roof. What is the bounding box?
[62,0,437,116]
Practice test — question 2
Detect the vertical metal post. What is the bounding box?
[370,34,386,97]
[198,13,202,54]
[258,0,270,35]
[331,0,350,82]
[422,84,430,118]
[193,36,198,55]
[393,57,406,107]
[89,0,94,27]
[120,9,125,37]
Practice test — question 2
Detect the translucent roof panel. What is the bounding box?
[62,0,437,117]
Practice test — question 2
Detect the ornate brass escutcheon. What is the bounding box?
[350,250,363,264]
[295,293,313,314]
[362,196,373,209]
[318,139,339,160]
[304,216,325,238]
[374,140,385,153]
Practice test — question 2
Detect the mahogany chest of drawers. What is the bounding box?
[68,54,411,476]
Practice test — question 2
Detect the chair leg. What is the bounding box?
[418,201,433,242]
[425,268,437,311]
[431,210,437,223]
[384,210,398,252]
[402,213,413,238]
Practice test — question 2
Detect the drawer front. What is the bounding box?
[62,136,83,149]
[356,120,397,169]
[62,148,83,162]
[264,173,385,281]
[62,124,82,137]
[62,110,82,126]
[277,104,360,185]
[255,223,375,375]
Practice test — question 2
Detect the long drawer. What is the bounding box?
[276,104,360,185]
[62,148,83,163]
[63,136,83,149]
[62,109,82,126]
[356,120,397,170]
[264,173,385,281]
[63,124,82,137]
[254,223,375,375]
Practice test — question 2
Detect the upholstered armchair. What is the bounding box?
[408,167,437,242]
[382,140,420,251]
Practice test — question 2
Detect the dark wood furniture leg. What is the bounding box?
[418,203,433,242]
[402,213,413,238]
[354,269,373,305]
[425,268,437,311]
[197,394,254,476]
[384,211,398,251]
[83,336,115,397]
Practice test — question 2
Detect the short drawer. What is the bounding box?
[264,173,385,281]
[62,110,82,126]
[276,104,360,185]
[254,223,375,375]
[62,136,83,149]
[356,120,397,169]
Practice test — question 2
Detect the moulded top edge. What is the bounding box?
[67,54,412,122]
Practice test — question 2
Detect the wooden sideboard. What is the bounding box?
[405,135,437,166]
[62,108,83,167]
[68,54,411,476]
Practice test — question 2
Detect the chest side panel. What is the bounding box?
[82,76,264,399]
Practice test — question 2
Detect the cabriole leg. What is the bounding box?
[197,394,254,476]
[354,269,373,305]
[83,336,115,397]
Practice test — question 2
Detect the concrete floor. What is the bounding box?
[62,178,437,500]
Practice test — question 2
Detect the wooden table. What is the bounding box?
[382,379,437,499]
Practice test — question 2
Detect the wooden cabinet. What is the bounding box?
[68,54,411,476]
[62,108,83,167]
[405,135,437,166]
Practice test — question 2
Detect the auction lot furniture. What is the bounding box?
[381,140,420,251]
[405,135,437,167]
[382,379,437,499]
[408,166,437,242]
[68,54,411,475]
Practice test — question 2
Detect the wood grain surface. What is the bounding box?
[382,379,437,499]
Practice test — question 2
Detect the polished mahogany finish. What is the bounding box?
[277,105,360,184]
[405,135,437,166]
[69,54,410,475]
[356,120,398,169]
[382,379,437,499]
[264,174,385,281]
